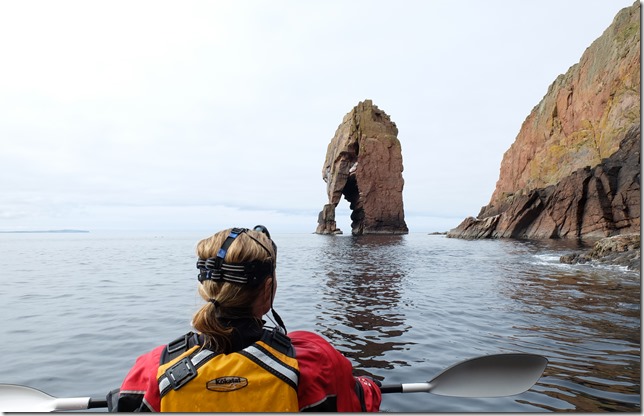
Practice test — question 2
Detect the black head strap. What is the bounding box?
[196,226,276,286]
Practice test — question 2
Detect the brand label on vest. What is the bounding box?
[206,376,249,392]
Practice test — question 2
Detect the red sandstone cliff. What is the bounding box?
[448,2,640,240]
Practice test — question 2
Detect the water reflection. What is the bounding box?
[499,241,640,412]
[314,235,413,377]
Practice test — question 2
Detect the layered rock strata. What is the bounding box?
[448,126,640,239]
[316,100,408,235]
[448,2,640,240]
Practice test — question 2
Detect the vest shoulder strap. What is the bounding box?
[260,327,296,357]
[160,328,294,365]
[158,346,218,396]
[160,331,202,365]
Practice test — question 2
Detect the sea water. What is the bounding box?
[0,231,639,412]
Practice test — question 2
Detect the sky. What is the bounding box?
[0,0,636,234]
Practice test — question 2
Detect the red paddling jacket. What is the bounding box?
[108,320,381,412]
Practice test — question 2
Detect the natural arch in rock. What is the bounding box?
[316,100,408,235]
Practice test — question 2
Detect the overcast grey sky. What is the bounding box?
[0,0,635,233]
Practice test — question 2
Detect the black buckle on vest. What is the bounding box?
[263,327,294,356]
[272,329,291,350]
[161,332,200,366]
[167,333,191,355]
[165,357,197,390]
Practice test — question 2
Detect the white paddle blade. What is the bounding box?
[427,353,548,397]
[0,384,90,413]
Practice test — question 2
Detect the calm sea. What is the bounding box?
[0,232,639,412]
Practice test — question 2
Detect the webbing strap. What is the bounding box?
[196,227,274,285]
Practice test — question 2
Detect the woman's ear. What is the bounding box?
[253,277,275,318]
[263,277,273,298]
[262,277,274,308]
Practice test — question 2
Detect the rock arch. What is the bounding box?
[316,100,408,235]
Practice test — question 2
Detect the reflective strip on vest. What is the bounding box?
[240,344,298,389]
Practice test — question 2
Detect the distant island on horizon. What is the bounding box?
[0,229,90,234]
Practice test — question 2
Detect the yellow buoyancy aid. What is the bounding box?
[157,329,300,412]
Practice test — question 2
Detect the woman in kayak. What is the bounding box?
[108,226,381,412]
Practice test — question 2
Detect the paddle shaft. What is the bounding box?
[89,398,108,409]
[381,382,432,394]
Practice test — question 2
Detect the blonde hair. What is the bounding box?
[192,228,276,352]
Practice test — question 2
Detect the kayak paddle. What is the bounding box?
[380,353,548,397]
[0,353,547,412]
[0,384,107,412]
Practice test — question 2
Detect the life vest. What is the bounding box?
[156,328,300,412]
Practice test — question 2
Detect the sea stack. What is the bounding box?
[316,100,408,236]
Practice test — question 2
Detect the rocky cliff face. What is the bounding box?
[448,125,640,239]
[448,2,640,240]
[316,100,408,235]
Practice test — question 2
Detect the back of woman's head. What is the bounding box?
[192,228,276,352]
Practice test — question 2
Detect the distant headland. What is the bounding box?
[0,229,90,234]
